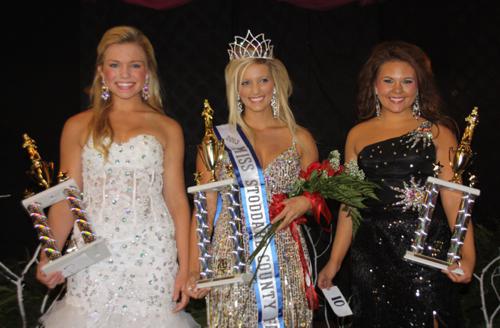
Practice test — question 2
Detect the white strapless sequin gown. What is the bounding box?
[41,135,198,328]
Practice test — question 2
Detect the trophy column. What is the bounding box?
[447,188,477,264]
[26,203,62,260]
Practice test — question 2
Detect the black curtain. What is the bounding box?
[1,0,499,325]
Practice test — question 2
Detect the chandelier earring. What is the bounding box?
[237,94,244,113]
[141,76,150,101]
[101,78,110,101]
[271,88,279,118]
[412,92,421,119]
[375,93,381,118]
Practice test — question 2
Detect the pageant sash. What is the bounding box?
[215,124,284,327]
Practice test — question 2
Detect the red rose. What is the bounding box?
[269,193,287,221]
[320,159,336,177]
[299,161,322,179]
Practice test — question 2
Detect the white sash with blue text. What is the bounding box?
[214,124,284,327]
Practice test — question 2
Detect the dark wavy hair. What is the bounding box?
[357,41,455,132]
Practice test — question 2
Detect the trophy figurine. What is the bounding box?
[187,100,250,288]
[21,134,110,277]
[404,107,480,275]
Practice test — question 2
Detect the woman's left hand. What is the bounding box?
[172,269,189,312]
[273,195,311,231]
[442,259,474,284]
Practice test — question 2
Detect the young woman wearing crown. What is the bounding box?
[186,30,318,327]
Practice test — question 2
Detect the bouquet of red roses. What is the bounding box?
[289,149,378,227]
[247,150,378,308]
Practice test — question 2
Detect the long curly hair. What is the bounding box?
[357,41,455,131]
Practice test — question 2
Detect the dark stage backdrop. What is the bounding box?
[1,0,499,307]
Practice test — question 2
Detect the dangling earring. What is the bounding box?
[375,93,381,118]
[412,92,421,119]
[141,76,150,101]
[101,78,110,101]
[237,94,243,113]
[271,88,279,118]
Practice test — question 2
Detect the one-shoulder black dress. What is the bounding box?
[352,122,462,327]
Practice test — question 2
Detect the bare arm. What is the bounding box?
[161,120,192,310]
[434,124,475,283]
[317,128,357,289]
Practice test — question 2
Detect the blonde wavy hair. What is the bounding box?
[87,26,163,158]
[225,57,297,136]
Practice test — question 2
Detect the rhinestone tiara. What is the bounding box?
[227,30,274,60]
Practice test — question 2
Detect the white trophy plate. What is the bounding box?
[22,179,79,209]
[427,176,480,196]
[187,178,236,194]
[196,272,252,289]
[42,238,111,277]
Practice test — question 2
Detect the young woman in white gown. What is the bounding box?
[36,26,198,328]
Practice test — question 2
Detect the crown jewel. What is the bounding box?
[227,30,274,60]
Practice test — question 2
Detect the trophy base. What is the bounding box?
[42,238,111,277]
[196,272,253,289]
[187,178,235,194]
[404,251,464,275]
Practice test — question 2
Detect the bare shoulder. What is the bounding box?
[62,110,93,145]
[295,125,318,161]
[148,112,184,146]
[346,119,373,145]
[64,110,93,131]
[347,119,373,139]
[432,123,457,148]
[295,125,316,146]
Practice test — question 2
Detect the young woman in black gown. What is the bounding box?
[318,41,475,327]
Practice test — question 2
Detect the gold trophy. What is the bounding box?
[450,107,478,184]
[198,99,225,182]
[404,107,480,274]
[187,100,250,288]
[21,134,110,277]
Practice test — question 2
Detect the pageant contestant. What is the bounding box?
[37,26,198,327]
[186,30,318,327]
[318,41,475,327]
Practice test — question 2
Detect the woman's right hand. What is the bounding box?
[184,272,210,299]
[36,257,65,289]
[317,261,340,289]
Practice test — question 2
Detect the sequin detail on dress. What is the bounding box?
[390,176,426,212]
[405,120,433,149]
[40,135,198,328]
[207,140,313,327]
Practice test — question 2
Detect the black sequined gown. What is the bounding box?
[352,123,462,327]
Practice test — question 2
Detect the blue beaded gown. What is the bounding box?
[352,122,462,327]
[40,135,198,328]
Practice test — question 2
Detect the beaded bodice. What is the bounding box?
[263,142,301,197]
